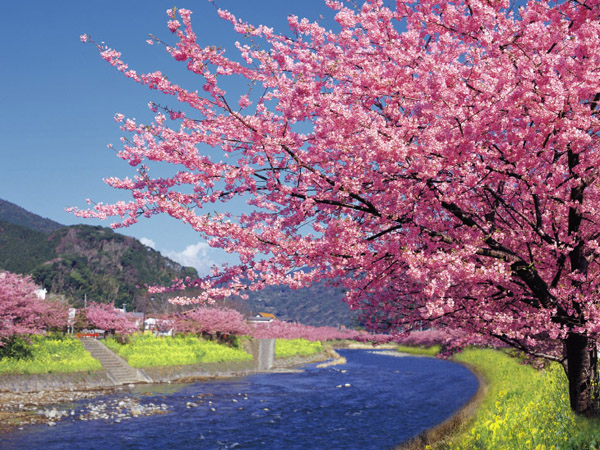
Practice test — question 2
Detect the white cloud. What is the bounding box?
[164,242,218,276]
[139,237,156,249]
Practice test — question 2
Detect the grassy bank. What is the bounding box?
[402,346,600,450]
[104,334,253,367]
[0,336,102,374]
[0,334,326,374]
[397,344,441,357]
[275,338,323,358]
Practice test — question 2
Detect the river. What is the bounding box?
[0,349,478,449]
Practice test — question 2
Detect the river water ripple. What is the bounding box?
[1,349,478,450]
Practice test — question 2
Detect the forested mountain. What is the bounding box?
[0,219,197,310]
[242,283,357,328]
[0,199,358,326]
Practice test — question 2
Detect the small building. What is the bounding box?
[144,317,173,336]
[247,312,278,326]
[257,312,277,321]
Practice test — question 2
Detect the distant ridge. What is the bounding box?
[0,198,64,233]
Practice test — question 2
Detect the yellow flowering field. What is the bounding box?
[275,338,323,358]
[104,333,252,367]
[425,348,600,450]
[0,336,102,374]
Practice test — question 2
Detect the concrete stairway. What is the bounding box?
[79,338,153,385]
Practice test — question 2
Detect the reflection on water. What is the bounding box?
[0,349,478,450]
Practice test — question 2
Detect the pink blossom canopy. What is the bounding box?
[73,0,600,363]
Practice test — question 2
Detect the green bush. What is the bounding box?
[0,335,102,374]
[104,333,253,367]
[0,335,34,360]
[275,338,323,358]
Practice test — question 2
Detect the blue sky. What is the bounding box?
[0,0,332,275]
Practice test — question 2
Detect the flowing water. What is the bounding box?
[1,349,478,450]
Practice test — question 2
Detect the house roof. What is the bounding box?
[258,312,277,320]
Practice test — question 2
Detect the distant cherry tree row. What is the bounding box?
[1,271,401,347]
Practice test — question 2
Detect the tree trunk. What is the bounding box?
[564,333,600,416]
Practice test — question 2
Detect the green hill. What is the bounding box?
[0,221,197,310]
[0,220,57,274]
[243,283,358,328]
[0,198,63,233]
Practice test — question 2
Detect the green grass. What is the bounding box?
[104,333,253,367]
[275,338,323,358]
[0,336,102,374]
[397,344,441,357]
[399,346,600,450]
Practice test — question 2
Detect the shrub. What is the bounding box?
[0,335,33,360]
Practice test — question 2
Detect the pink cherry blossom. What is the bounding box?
[84,302,139,336]
[0,271,68,344]
[172,306,250,336]
[76,0,600,414]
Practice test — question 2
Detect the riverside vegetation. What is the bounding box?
[400,346,600,450]
[104,333,253,367]
[0,334,325,374]
[0,335,101,374]
[103,335,324,367]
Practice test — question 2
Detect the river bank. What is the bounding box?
[0,349,479,450]
[0,345,482,449]
[0,348,336,434]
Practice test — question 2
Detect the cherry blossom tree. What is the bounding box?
[173,306,250,339]
[0,271,68,344]
[85,302,139,337]
[75,0,600,414]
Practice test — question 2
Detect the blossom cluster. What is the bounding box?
[172,306,251,336]
[250,319,391,343]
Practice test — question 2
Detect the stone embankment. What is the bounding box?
[0,370,115,392]
[0,338,286,392]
